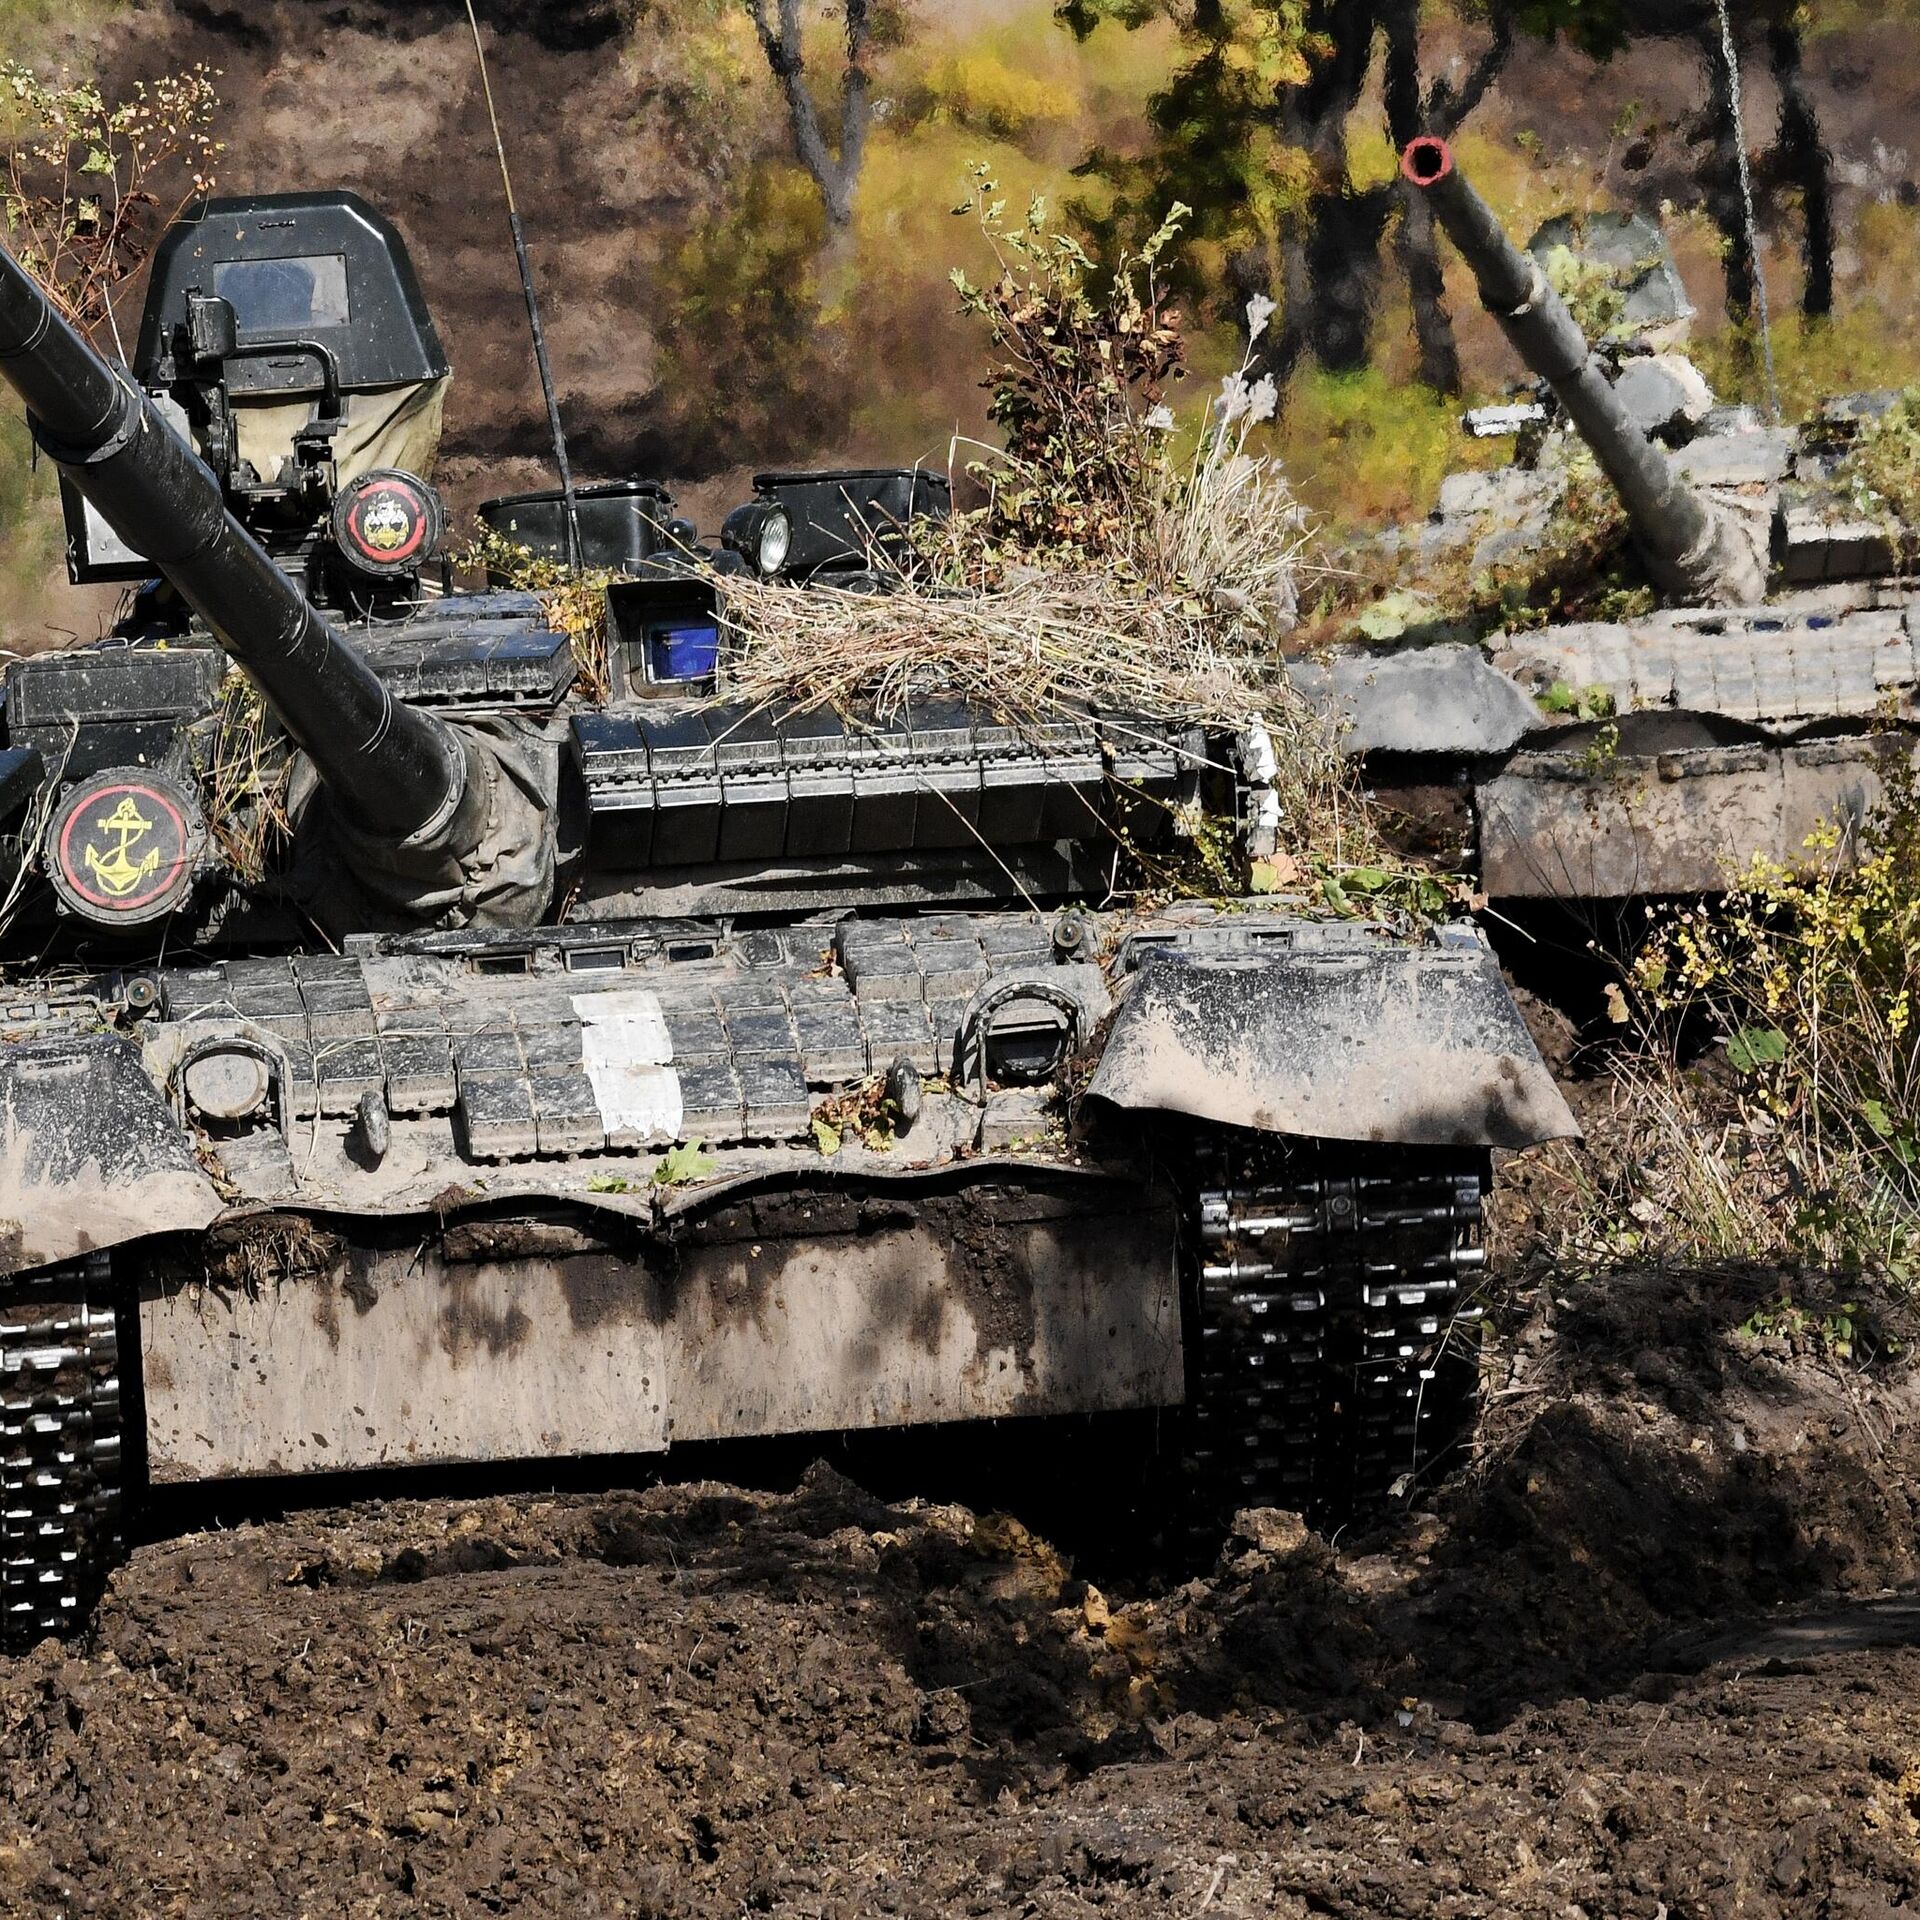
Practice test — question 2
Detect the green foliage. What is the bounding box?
[1279,365,1498,533]
[0,59,220,338]
[1804,0,1920,36]
[899,50,1079,143]
[649,161,848,468]
[1353,588,1433,642]
[1487,455,1645,630]
[594,1142,719,1190]
[1324,445,1650,650]
[1537,238,1651,347]
[1504,0,1633,61]
[809,1075,912,1155]
[1318,861,1463,922]
[1537,680,1616,720]
[654,1140,718,1186]
[1056,0,1337,317]
[454,526,627,698]
[1739,1297,1867,1362]
[1726,1025,1790,1074]
[1690,204,1920,418]
[1839,387,1920,533]
[1626,755,1920,1279]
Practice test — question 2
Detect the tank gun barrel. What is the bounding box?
[1400,136,1762,605]
[0,236,484,858]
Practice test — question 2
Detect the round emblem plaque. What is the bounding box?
[330,468,444,577]
[46,768,206,927]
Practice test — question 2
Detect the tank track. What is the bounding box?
[1184,1137,1488,1533]
[1,1253,125,1653]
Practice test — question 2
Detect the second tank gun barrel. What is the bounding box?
[1400,134,1763,605]
[0,233,484,857]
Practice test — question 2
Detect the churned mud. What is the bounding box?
[6,1263,1920,1917]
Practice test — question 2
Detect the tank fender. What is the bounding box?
[0,1033,221,1276]
[1290,643,1545,756]
[1085,940,1577,1149]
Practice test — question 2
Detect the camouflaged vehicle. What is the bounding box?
[0,189,1574,1648]
[1303,137,1920,904]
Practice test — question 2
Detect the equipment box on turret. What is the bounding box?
[6,645,225,779]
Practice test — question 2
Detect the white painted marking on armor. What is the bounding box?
[572,987,673,1061]
[574,988,683,1142]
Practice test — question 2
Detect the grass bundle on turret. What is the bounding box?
[713,438,1309,731]
[713,177,1373,877]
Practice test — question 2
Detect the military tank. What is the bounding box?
[0,189,1573,1648]
[1299,136,1920,903]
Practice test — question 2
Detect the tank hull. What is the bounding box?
[0,904,1566,1647]
[1302,592,1920,899]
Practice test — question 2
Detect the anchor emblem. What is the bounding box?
[82,795,162,899]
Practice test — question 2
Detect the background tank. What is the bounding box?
[0,190,1572,1648]
[1294,137,1920,905]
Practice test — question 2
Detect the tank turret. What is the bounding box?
[1400,134,1766,605]
[0,231,541,924]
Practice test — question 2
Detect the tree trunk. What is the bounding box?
[1768,16,1834,318]
[1266,0,1388,377]
[1302,184,1393,371]
[745,0,872,238]
[1379,0,1512,395]
[1230,0,1507,394]
[1698,21,1755,327]
[1394,191,1460,393]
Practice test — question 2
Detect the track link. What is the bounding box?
[2,1252,125,1652]
[1184,1137,1488,1532]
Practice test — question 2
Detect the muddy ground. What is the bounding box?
[6,1261,1920,1918]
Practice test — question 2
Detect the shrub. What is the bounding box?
[901,52,1078,143]
[0,60,220,343]
[1839,386,1920,538]
[945,163,1190,556]
[1606,752,1920,1278]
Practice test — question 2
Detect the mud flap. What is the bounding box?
[0,1033,221,1276]
[1086,946,1577,1148]
[1478,738,1902,899]
[138,1179,1184,1482]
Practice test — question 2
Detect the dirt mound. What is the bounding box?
[6,1264,1920,1916]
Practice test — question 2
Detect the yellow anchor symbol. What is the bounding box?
[83,795,162,899]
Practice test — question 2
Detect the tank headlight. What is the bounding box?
[721,500,793,577]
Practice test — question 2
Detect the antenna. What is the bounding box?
[463,0,584,570]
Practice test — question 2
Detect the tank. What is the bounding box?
[0,192,1574,1648]
[1297,136,1920,904]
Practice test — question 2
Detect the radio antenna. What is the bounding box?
[463,0,583,570]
